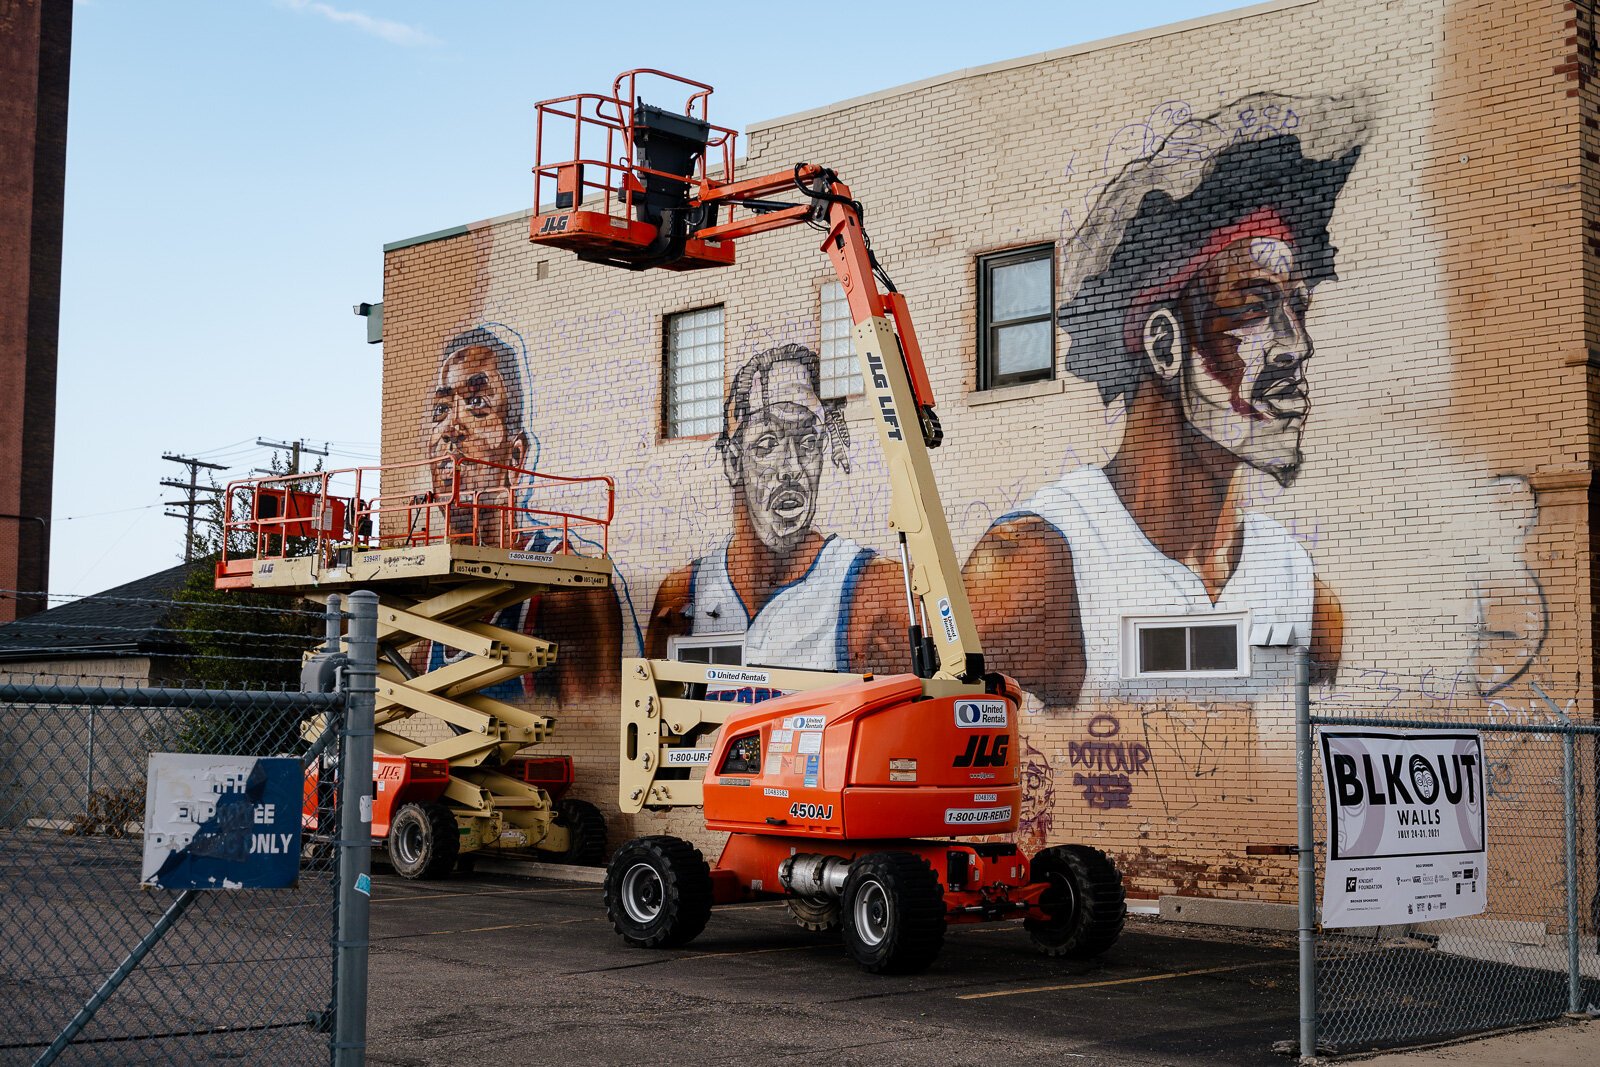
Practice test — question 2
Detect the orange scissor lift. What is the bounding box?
[215,456,615,877]
[530,71,1127,973]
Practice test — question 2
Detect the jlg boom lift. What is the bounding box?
[213,457,612,877]
[530,71,1126,973]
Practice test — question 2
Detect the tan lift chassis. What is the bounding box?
[214,462,616,877]
[531,71,1126,973]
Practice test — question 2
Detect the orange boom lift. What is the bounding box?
[532,71,1125,972]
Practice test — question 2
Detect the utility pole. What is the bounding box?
[255,437,329,476]
[161,453,228,562]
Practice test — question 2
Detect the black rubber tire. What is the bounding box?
[840,852,947,974]
[551,797,608,865]
[786,896,841,934]
[386,802,460,881]
[1023,844,1126,958]
[603,836,713,949]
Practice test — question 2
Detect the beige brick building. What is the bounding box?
[378,0,1597,905]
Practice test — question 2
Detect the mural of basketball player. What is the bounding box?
[965,96,1365,706]
[647,343,908,673]
[419,325,623,699]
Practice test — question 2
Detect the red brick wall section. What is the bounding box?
[0,0,70,623]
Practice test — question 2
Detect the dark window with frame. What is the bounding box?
[1126,617,1246,677]
[977,245,1055,389]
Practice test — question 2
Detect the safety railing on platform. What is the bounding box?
[532,68,736,226]
[215,457,614,582]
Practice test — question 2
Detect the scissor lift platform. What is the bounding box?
[214,456,617,877]
[225,538,612,598]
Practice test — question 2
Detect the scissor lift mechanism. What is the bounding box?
[215,456,615,874]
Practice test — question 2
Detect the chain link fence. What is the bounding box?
[1295,656,1599,1057]
[0,595,370,1065]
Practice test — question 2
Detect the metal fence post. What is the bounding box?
[1564,724,1580,1015]
[334,590,375,1066]
[1296,645,1317,1062]
[84,705,96,818]
[325,593,342,653]
[1533,682,1582,1015]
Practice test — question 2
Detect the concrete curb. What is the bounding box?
[472,855,607,885]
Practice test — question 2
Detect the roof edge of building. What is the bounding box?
[749,0,1319,134]
[380,0,1316,253]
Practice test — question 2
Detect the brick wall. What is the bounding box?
[380,0,1593,903]
[0,0,70,623]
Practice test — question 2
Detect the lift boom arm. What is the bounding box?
[526,72,995,687]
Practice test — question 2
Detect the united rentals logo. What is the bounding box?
[707,668,770,685]
[953,701,1007,728]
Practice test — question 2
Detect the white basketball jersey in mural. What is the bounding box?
[1017,466,1314,703]
[688,534,876,671]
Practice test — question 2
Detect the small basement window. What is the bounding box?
[667,635,744,666]
[1123,616,1247,678]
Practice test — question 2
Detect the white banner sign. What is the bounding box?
[1320,729,1486,928]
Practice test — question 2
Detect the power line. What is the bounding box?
[0,588,330,618]
[255,437,329,476]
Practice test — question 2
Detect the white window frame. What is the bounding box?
[664,305,724,438]
[666,634,745,665]
[819,280,861,400]
[1120,614,1250,679]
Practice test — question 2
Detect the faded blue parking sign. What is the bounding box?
[141,754,303,890]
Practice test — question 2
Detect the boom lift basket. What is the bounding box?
[531,69,738,270]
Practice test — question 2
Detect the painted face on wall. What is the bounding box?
[426,344,527,497]
[723,360,827,555]
[1015,737,1055,853]
[1178,236,1313,486]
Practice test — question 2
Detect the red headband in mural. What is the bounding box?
[1120,207,1297,356]
[1057,93,1367,403]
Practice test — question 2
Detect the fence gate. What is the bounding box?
[0,595,374,1065]
[1295,651,1600,1058]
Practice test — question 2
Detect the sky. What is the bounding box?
[51,0,1250,599]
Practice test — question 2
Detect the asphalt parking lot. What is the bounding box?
[365,868,1300,1067]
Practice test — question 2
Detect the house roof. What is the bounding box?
[0,560,205,663]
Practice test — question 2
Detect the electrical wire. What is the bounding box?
[0,618,321,643]
[0,588,330,618]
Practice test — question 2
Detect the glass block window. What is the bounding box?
[978,245,1055,389]
[819,281,861,400]
[664,306,724,438]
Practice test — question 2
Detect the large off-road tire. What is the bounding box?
[604,836,713,949]
[551,797,607,866]
[840,852,947,974]
[786,896,841,934]
[387,802,460,881]
[1023,844,1126,958]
